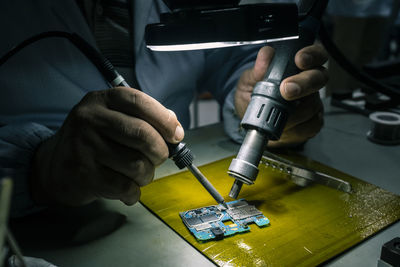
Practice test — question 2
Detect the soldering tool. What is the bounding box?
[227,0,330,198]
[0,31,227,208]
[90,50,228,208]
[114,79,227,207]
[145,0,330,198]
[167,142,227,207]
[103,69,228,207]
[88,48,228,208]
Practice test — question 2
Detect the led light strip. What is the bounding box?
[147,35,299,51]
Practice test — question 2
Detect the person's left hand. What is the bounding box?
[234,44,329,147]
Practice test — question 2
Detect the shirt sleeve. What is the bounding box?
[222,85,247,144]
[198,45,261,142]
[0,123,54,218]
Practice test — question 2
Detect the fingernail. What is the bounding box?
[168,109,177,120]
[301,53,313,67]
[284,83,301,99]
[174,125,184,142]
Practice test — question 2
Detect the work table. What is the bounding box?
[19,102,400,266]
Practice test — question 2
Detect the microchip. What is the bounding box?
[180,199,270,241]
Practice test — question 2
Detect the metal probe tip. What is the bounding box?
[168,142,226,206]
[229,180,243,199]
[187,164,226,206]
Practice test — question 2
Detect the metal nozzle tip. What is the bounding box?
[229,180,243,199]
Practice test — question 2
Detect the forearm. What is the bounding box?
[0,123,53,217]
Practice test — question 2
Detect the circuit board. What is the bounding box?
[180,199,269,241]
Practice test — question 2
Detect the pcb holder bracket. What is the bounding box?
[261,151,352,193]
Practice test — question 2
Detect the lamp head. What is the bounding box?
[161,0,240,11]
[145,3,299,51]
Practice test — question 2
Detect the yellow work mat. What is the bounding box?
[140,153,400,266]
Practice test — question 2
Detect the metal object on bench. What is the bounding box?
[261,152,352,193]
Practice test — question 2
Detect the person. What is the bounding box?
[0,0,328,217]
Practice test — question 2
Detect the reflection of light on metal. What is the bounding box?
[147,36,299,51]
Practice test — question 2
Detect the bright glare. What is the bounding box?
[147,36,299,51]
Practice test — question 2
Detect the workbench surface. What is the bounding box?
[20,101,400,266]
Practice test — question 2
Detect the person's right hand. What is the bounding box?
[30,87,184,207]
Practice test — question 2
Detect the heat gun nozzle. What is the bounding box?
[228,180,243,199]
[227,129,269,198]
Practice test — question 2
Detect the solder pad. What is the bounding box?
[180,199,269,241]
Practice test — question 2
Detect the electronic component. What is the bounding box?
[180,199,269,241]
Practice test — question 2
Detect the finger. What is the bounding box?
[280,66,328,100]
[93,139,155,186]
[80,127,157,183]
[268,109,323,148]
[284,93,323,130]
[235,46,274,117]
[234,88,252,118]
[94,165,141,206]
[105,87,184,144]
[238,46,274,88]
[85,106,169,165]
[295,44,328,70]
[98,153,154,187]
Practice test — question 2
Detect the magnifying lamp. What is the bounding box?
[145,2,299,51]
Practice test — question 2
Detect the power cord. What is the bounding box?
[0,31,128,87]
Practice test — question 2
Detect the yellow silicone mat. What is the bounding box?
[140,154,400,266]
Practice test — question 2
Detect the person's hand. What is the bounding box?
[31,87,184,206]
[235,44,328,147]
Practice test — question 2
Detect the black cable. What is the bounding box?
[319,23,400,101]
[305,0,329,21]
[0,31,124,86]
[298,0,329,20]
[0,30,204,185]
[298,0,400,102]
